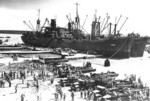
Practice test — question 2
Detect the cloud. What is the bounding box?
[0,0,51,9]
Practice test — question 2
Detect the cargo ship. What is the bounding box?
[21,4,147,58]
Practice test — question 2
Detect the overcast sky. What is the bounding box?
[0,0,150,36]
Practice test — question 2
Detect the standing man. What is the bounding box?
[147,88,150,101]
[51,77,54,84]
[80,89,83,98]
[71,91,74,101]
[21,94,25,101]
[63,93,66,101]
[84,90,86,99]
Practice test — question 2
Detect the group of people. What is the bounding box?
[59,69,150,101]
[0,60,57,100]
[0,59,150,101]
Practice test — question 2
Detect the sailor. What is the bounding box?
[51,77,54,84]
[22,77,24,84]
[27,81,30,88]
[2,80,4,88]
[146,88,150,101]
[54,93,57,101]
[80,89,83,98]
[63,93,66,101]
[138,77,142,84]
[71,91,74,101]
[84,89,87,99]
[13,72,16,79]
[9,70,12,80]
[1,71,3,78]
[21,94,25,101]
[36,80,39,92]
[87,89,90,100]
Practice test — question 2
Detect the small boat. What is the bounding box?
[39,55,68,64]
[57,62,96,78]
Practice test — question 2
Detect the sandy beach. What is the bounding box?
[0,51,150,101]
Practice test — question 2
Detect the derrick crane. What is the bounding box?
[118,17,128,33]
[111,15,122,35]
[41,18,49,29]
[23,21,34,31]
[66,15,71,23]
[29,20,35,31]
[97,16,101,22]
[116,15,122,25]
[69,13,77,29]
[101,13,110,33]
[82,15,88,28]
[96,16,101,36]
[69,13,76,29]
[69,13,73,23]
[100,18,105,30]
[79,25,89,34]
[66,14,74,30]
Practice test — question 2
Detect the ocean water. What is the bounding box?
[0,34,23,45]
[0,33,150,87]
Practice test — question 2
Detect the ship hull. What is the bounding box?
[48,38,133,58]
[21,35,52,47]
[21,35,148,58]
[130,37,147,57]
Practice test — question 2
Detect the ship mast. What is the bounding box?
[36,9,41,32]
[75,3,80,31]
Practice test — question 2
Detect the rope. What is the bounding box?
[108,38,129,59]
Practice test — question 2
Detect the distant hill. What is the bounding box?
[0,30,32,34]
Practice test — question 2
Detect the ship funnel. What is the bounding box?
[51,19,56,29]
[114,24,117,35]
[68,22,72,31]
[91,21,96,37]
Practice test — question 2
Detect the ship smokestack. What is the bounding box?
[51,19,56,29]
[68,22,72,31]
[91,21,96,37]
